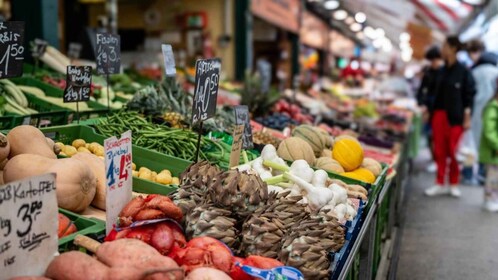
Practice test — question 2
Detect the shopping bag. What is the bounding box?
[456,130,477,164]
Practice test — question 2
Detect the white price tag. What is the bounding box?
[161,44,176,77]
[104,130,133,234]
[0,173,58,278]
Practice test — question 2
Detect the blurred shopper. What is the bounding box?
[480,87,498,211]
[467,40,498,185]
[417,46,443,173]
[425,36,476,197]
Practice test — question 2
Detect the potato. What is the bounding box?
[171,177,180,185]
[159,169,171,177]
[93,146,104,157]
[139,167,151,173]
[156,171,172,185]
[45,251,108,280]
[72,139,86,149]
[88,142,100,153]
[138,169,152,181]
[151,171,157,182]
[132,170,139,177]
[64,145,77,157]
[132,162,136,171]
[77,147,91,153]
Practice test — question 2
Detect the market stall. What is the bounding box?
[0,0,451,279]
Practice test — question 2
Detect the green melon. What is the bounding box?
[292,125,327,157]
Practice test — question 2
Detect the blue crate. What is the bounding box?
[329,200,366,279]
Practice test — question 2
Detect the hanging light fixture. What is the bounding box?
[350,23,363,32]
[399,32,411,42]
[345,16,355,25]
[333,10,348,20]
[355,12,366,23]
[324,0,340,10]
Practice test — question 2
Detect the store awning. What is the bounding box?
[340,0,475,42]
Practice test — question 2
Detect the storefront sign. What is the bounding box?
[0,21,25,79]
[300,12,328,50]
[251,0,300,33]
[0,173,58,278]
[64,66,92,103]
[105,131,133,234]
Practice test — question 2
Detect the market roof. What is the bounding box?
[308,0,491,53]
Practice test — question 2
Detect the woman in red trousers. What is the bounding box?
[425,36,476,197]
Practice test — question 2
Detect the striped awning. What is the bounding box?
[412,0,473,33]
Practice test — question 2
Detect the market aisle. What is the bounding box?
[396,154,498,280]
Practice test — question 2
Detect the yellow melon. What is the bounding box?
[332,138,364,171]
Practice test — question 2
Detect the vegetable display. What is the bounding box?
[168,158,366,279]
[95,111,223,162]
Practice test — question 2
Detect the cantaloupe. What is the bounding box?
[292,125,327,157]
[362,158,382,176]
[332,138,364,171]
[315,157,344,173]
[277,137,316,165]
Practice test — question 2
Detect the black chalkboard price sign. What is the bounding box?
[95,33,120,75]
[0,21,25,79]
[191,58,221,125]
[64,66,92,103]
[234,105,254,149]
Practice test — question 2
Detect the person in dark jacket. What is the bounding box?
[425,36,476,198]
[417,46,443,172]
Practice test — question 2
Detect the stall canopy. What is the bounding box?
[307,0,490,61]
[339,0,475,43]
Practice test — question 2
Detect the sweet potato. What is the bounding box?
[106,266,184,280]
[45,251,108,280]
[9,277,52,280]
[97,239,179,270]
[186,268,232,280]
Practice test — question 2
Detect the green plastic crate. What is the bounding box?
[0,114,23,130]
[11,76,113,117]
[325,163,389,209]
[40,124,191,195]
[0,94,71,129]
[58,208,105,252]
